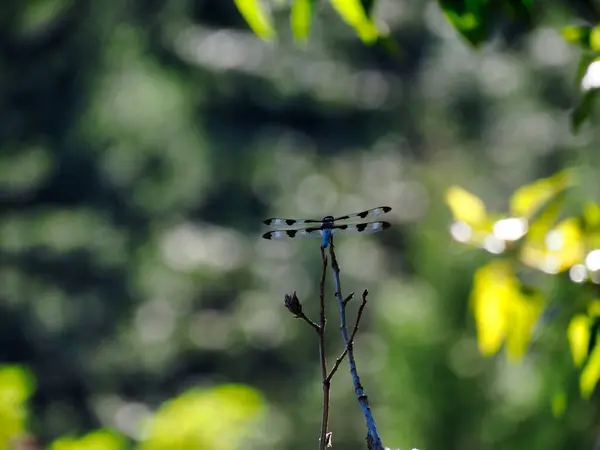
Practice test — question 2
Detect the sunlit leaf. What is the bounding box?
[437,0,489,47]
[50,430,125,450]
[568,314,591,367]
[521,217,585,273]
[509,169,574,219]
[589,300,600,317]
[0,365,35,403]
[234,0,276,40]
[445,186,488,226]
[584,202,600,228]
[329,0,378,43]
[291,0,315,43]
[504,287,543,361]
[580,336,600,398]
[591,26,600,52]
[142,384,265,450]
[0,365,36,450]
[471,261,543,360]
[562,25,592,48]
[471,261,515,356]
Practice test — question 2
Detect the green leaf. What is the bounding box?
[234,0,276,40]
[329,0,379,43]
[572,87,599,134]
[500,0,534,27]
[591,26,600,52]
[581,331,600,398]
[360,0,376,17]
[575,52,597,87]
[438,0,491,47]
[562,25,592,49]
[291,0,316,43]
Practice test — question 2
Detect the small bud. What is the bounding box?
[284,291,303,317]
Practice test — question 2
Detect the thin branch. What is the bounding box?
[326,289,369,382]
[318,246,330,450]
[329,242,384,450]
[300,313,320,332]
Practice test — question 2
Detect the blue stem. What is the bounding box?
[329,243,384,450]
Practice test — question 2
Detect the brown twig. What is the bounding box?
[300,313,320,332]
[326,289,369,382]
[318,246,330,450]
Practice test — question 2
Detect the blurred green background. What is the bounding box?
[2,0,600,449]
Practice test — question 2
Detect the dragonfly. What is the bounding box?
[262,206,392,248]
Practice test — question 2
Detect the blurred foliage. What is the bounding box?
[3,0,600,449]
[141,384,265,450]
[0,366,35,450]
[446,169,600,402]
[49,431,125,450]
[236,0,600,131]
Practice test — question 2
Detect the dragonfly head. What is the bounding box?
[321,215,335,229]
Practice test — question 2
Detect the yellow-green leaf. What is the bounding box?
[584,202,600,228]
[521,217,585,273]
[50,430,125,450]
[291,0,314,43]
[234,0,276,40]
[445,186,488,227]
[588,300,600,318]
[504,288,543,362]
[580,336,600,398]
[471,261,542,361]
[551,388,567,418]
[591,26,600,52]
[0,365,36,450]
[562,26,592,48]
[471,261,514,356]
[141,384,264,450]
[568,314,590,367]
[329,0,378,43]
[509,169,575,219]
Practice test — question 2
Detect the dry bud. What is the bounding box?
[284,291,303,317]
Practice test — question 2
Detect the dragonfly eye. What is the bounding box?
[321,216,334,222]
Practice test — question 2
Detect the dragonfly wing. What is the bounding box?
[262,217,322,227]
[331,221,391,234]
[333,206,391,222]
[262,227,324,241]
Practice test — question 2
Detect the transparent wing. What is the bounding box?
[262,217,322,227]
[262,227,324,241]
[333,206,391,222]
[331,221,391,234]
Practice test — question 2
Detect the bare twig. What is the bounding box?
[284,248,331,449]
[301,314,320,332]
[329,242,384,450]
[318,246,330,450]
[343,292,355,304]
[326,289,369,382]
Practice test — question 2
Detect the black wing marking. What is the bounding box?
[331,221,391,234]
[262,217,322,227]
[333,206,392,222]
